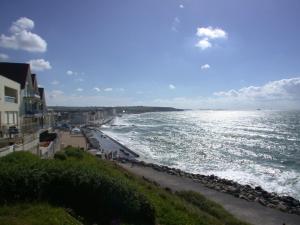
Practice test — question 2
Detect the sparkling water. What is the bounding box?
[101,110,300,200]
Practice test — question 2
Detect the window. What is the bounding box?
[4,86,18,103]
[5,112,18,125]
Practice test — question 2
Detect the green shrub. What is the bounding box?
[64,147,84,159]
[0,151,39,164]
[0,151,155,225]
[0,148,249,225]
[53,151,66,160]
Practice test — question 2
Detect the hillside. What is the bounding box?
[0,147,249,225]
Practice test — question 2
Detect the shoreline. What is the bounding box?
[82,125,300,216]
[120,161,300,225]
[122,158,300,215]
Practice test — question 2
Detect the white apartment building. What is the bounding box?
[0,62,57,156]
[0,75,20,138]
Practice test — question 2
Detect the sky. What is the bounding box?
[0,0,300,109]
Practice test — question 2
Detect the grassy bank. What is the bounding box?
[0,147,250,225]
[0,203,82,225]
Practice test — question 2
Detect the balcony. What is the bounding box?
[5,96,17,103]
[23,92,41,100]
[24,110,43,118]
[4,86,18,104]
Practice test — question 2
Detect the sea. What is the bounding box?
[100,110,300,200]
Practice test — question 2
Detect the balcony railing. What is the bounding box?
[24,110,43,118]
[23,93,41,99]
[24,92,41,98]
[5,96,17,103]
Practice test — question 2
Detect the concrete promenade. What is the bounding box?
[83,128,138,159]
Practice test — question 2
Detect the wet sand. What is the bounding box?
[60,131,88,150]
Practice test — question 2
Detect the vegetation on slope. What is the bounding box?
[0,147,250,225]
[0,203,82,225]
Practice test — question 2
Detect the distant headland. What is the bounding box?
[48,106,184,114]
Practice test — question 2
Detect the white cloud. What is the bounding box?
[214,77,300,100]
[0,17,47,52]
[0,53,9,61]
[76,88,83,92]
[93,87,101,92]
[66,70,73,75]
[28,59,52,72]
[179,4,184,8]
[196,26,227,39]
[51,80,59,85]
[195,26,227,50]
[171,17,181,32]
[10,17,34,33]
[169,84,176,90]
[145,77,300,110]
[201,64,210,70]
[44,77,300,110]
[66,70,80,76]
[117,88,125,91]
[104,88,113,92]
[195,38,212,50]
[48,90,64,98]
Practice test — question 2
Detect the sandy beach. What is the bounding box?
[60,131,88,150]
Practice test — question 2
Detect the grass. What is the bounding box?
[0,203,82,225]
[0,147,251,225]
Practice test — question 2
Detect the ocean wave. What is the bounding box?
[101,110,300,200]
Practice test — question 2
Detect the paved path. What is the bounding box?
[120,162,300,225]
[86,128,138,159]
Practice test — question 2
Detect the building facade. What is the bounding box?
[0,75,21,138]
[0,62,57,157]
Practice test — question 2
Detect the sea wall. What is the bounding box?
[122,159,300,216]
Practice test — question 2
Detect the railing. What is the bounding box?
[24,110,43,117]
[4,96,17,103]
[0,133,38,157]
[23,93,40,99]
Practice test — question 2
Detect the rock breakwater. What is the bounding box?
[123,159,300,216]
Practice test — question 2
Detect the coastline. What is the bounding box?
[122,158,300,216]
[120,161,300,225]
[81,125,300,216]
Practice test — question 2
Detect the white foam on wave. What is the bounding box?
[101,110,300,200]
[213,168,300,198]
[111,116,132,127]
[101,129,158,162]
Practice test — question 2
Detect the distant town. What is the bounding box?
[0,62,182,158]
